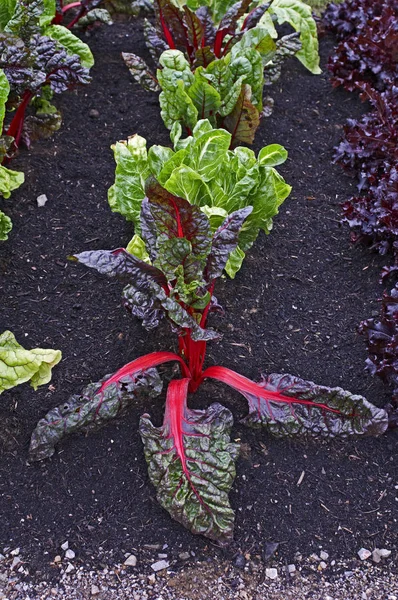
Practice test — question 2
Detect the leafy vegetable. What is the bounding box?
[122,0,320,134]
[52,0,112,30]
[0,330,61,394]
[30,179,391,543]
[108,120,291,276]
[0,68,24,239]
[0,0,92,159]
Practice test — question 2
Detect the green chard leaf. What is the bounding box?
[108,135,150,227]
[268,0,321,74]
[0,330,61,394]
[44,24,94,69]
[140,378,240,543]
[0,165,25,200]
[29,367,163,461]
[223,84,260,147]
[0,209,12,241]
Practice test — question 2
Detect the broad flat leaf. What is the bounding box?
[216,0,251,37]
[140,378,240,543]
[0,209,12,241]
[29,367,162,461]
[155,0,187,49]
[108,135,150,226]
[122,52,160,92]
[224,245,245,278]
[223,84,260,147]
[258,144,288,167]
[235,26,276,63]
[44,24,94,69]
[0,164,24,199]
[205,207,252,280]
[187,68,221,125]
[269,0,321,74]
[0,330,61,394]
[193,45,216,68]
[72,248,168,289]
[203,367,389,438]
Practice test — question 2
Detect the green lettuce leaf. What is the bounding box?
[0,209,12,241]
[0,330,61,394]
[0,165,25,199]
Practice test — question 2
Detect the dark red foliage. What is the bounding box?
[359,284,398,406]
[325,0,398,91]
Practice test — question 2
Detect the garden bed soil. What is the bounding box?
[0,17,397,582]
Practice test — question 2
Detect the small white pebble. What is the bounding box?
[61,541,69,551]
[320,551,329,560]
[265,568,278,580]
[65,549,75,560]
[358,548,371,561]
[124,555,137,567]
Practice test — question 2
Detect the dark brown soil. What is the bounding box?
[0,18,397,581]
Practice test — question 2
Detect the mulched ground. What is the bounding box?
[0,17,397,582]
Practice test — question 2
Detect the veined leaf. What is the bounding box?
[45,24,94,69]
[0,330,61,394]
[29,367,163,461]
[223,84,260,147]
[203,367,389,437]
[140,378,240,543]
[0,0,17,30]
[0,69,10,130]
[187,68,221,125]
[108,135,150,226]
[269,0,321,74]
[122,52,160,93]
[224,245,245,278]
[126,233,151,263]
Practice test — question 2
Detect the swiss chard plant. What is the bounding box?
[29,125,391,543]
[107,119,292,276]
[0,0,93,159]
[0,330,61,394]
[123,0,320,142]
[0,68,24,240]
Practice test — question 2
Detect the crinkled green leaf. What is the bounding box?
[0,330,61,394]
[0,69,10,130]
[140,378,239,543]
[159,78,198,132]
[126,233,151,263]
[76,8,113,28]
[234,26,276,64]
[258,144,288,167]
[45,24,94,69]
[108,135,150,227]
[155,237,193,279]
[269,0,321,74]
[0,165,24,199]
[0,209,12,241]
[122,52,160,92]
[29,367,162,461]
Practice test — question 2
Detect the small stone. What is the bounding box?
[11,557,21,570]
[265,568,278,580]
[148,574,156,585]
[151,559,169,572]
[358,548,371,561]
[65,563,74,574]
[157,553,168,559]
[54,556,62,563]
[179,552,190,561]
[310,553,320,562]
[287,564,296,575]
[319,561,327,570]
[377,548,391,558]
[61,541,69,551]
[65,549,75,560]
[0,555,4,562]
[320,551,329,560]
[234,554,246,569]
[344,571,354,578]
[91,584,100,596]
[89,109,99,118]
[10,548,20,556]
[37,194,48,207]
[124,554,137,567]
